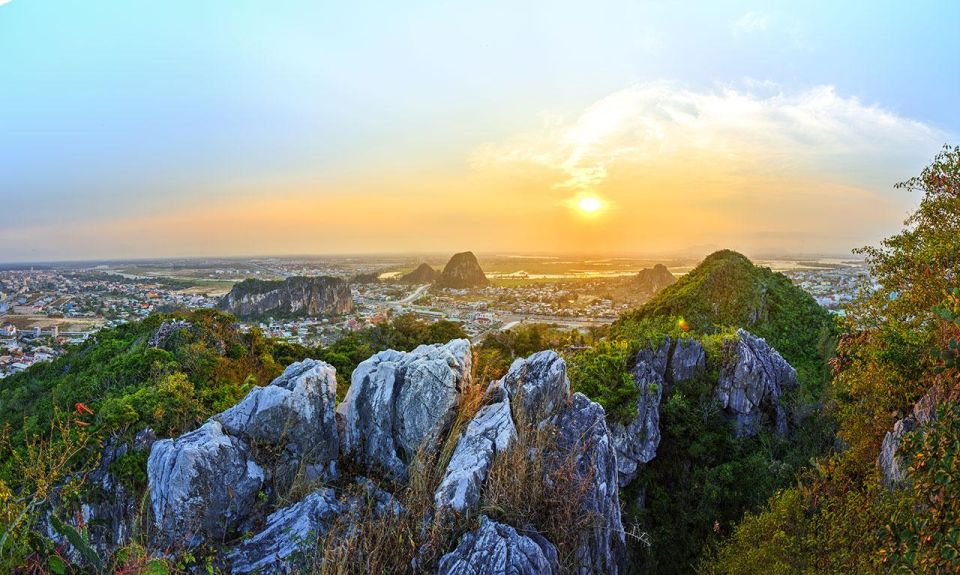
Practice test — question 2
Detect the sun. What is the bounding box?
[578,196,603,214]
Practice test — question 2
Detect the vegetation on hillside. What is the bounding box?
[0,311,465,571]
[564,250,838,573]
[705,145,960,574]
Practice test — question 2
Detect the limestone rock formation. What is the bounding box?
[435,389,517,511]
[435,252,489,289]
[215,359,340,484]
[337,339,473,480]
[669,338,706,384]
[401,262,440,284]
[225,487,342,574]
[147,420,265,546]
[714,329,798,436]
[218,276,353,319]
[437,516,559,575]
[497,351,570,424]
[609,361,664,487]
[634,263,676,295]
[551,393,626,575]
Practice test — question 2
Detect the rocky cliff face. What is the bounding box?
[218,276,353,319]
[634,264,676,295]
[401,262,440,284]
[435,251,489,289]
[715,329,798,436]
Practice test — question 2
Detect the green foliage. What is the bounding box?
[50,513,104,573]
[707,146,960,574]
[568,340,640,423]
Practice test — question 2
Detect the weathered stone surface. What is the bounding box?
[498,351,570,424]
[225,478,401,574]
[437,516,559,575]
[216,359,339,481]
[609,362,663,487]
[669,338,706,383]
[435,393,517,511]
[635,336,672,379]
[714,329,798,436]
[338,339,472,480]
[225,488,342,574]
[219,276,353,319]
[148,421,265,546]
[550,393,626,575]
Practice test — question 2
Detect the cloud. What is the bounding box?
[732,11,771,34]
[472,82,945,193]
[470,82,949,253]
[0,1,13,6]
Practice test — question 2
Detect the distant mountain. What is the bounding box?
[219,276,353,319]
[435,252,489,289]
[401,262,439,284]
[634,264,676,295]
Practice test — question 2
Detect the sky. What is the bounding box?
[1,0,958,262]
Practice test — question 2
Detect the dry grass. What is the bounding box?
[480,413,601,574]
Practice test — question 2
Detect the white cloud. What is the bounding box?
[472,82,946,196]
[732,11,771,34]
[0,1,13,6]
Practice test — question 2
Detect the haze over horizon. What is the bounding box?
[2,1,958,262]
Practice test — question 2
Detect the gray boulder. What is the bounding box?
[216,359,339,483]
[435,391,517,512]
[437,516,559,575]
[147,421,265,546]
[225,478,401,574]
[225,488,342,574]
[714,330,798,436]
[550,393,626,575]
[498,351,570,424]
[338,339,473,480]
[609,361,663,487]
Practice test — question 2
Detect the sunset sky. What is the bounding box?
[1,1,958,262]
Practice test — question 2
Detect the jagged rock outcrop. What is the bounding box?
[435,388,517,511]
[218,276,353,319]
[715,329,798,436]
[669,338,706,383]
[435,252,489,289]
[148,420,265,546]
[224,478,401,574]
[497,351,570,424]
[879,384,956,486]
[551,393,626,575]
[634,264,676,295]
[609,362,663,487]
[148,360,340,546]
[225,487,341,574]
[337,339,473,480]
[215,359,340,485]
[437,516,559,575]
[636,336,673,378]
[401,262,440,284]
